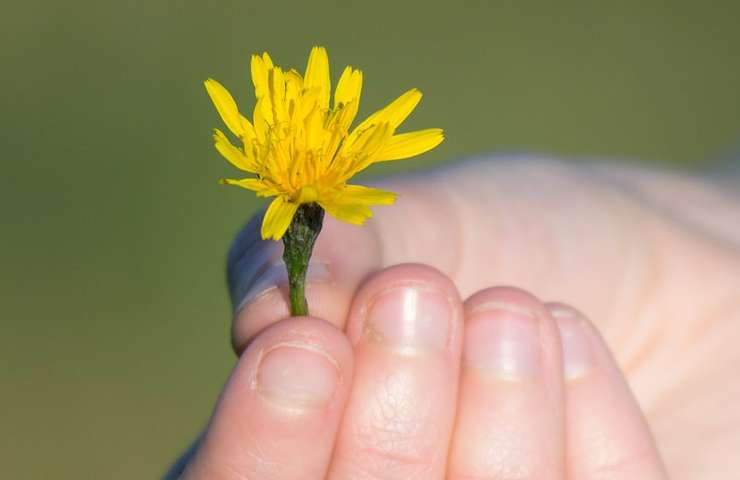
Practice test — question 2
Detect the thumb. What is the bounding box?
[227,208,379,354]
[226,175,459,354]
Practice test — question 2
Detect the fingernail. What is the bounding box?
[549,306,596,380]
[464,302,540,380]
[363,285,452,352]
[233,258,331,312]
[256,343,339,409]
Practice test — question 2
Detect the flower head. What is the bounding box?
[205,46,444,240]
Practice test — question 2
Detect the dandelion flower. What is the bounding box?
[205,46,444,241]
[205,46,443,316]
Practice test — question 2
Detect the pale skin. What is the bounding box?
[169,156,740,479]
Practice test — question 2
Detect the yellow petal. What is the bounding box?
[251,52,274,99]
[220,177,275,196]
[354,88,422,133]
[331,67,362,131]
[213,129,257,172]
[320,199,373,225]
[376,128,444,162]
[239,116,257,143]
[304,46,331,110]
[304,105,325,151]
[204,79,245,137]
[253,97,270,140]
[268,66,288,124]
[285,69,304,105]
[341,184,397,205]
[294,185,320,203]
[319,184,395,225]
[334,66,363,109]
[295,88,321,124]
[351,122,392,157]
[339,100,361,135]
[341,122,393,176]
[261,196,299,240]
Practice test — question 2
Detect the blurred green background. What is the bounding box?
[2,0,739,477]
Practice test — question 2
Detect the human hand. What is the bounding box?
[172,156,740,479]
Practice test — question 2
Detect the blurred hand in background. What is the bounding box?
[171,156,740,479]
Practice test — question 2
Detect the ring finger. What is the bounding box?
[447,287,566,479]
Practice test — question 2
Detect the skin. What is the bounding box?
[169,156,740,479]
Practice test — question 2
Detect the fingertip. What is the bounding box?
[249,317,353,411]
[545,302,668,479]
[464,286,565,384]
[224,316,355,423]
[463,286,553,381]
[344,262,463,350]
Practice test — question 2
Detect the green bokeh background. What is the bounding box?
[2,1,739,477]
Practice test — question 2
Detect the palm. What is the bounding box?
[338,157,740,478]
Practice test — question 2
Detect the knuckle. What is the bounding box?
[344,381,441,479]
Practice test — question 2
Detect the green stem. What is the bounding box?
[282,203,324,316]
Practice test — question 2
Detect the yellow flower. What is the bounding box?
[205,46,444,240]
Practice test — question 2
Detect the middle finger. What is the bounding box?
[327,264,464,480]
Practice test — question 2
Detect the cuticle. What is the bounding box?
[261,341,340,369]
[467,300,538,319]
[365,281,454,308]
